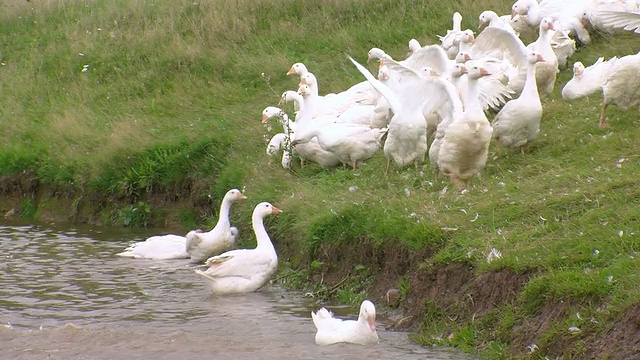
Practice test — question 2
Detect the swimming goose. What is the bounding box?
[312,300,379,346]
[116,234,190,260]
[117,189,246,262]
[186,189,247,263]
[194,202,281,296]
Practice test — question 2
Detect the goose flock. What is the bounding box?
[262,0,640,190]
[115,0,640,348]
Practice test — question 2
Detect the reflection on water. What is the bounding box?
[0,222,468,360]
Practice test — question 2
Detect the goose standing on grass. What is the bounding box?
[290,122,387,170]
[436,62,494,190]
[562,53,640,128]
[492,52,546,154]
[511,0,592,44]
[194,202,281,296]
[439,12,465,59]
[312,300,379,346]
[186,189,247,263]
[526,17,559,97]
[349,51,463,174]
[262,106,296,169]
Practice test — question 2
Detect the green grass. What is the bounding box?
[2,0,640,358]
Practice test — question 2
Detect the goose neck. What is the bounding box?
[521,62,539,98]
[215,198,233,228]
[252,214,273,249]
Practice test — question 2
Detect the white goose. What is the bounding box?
[470,26,542,96]
[526,17,559,97]
[562,53,640,127]
[436,62,494,190]
[492,52,546,154]
[194,202,281,295]
[262,106,296,169]
[186,189,247,263]
[312,300,379,346]
[479,10,518,34]
[438,12,465,59]
[349,52,463,174]
[290,122,387,170]
[277,90,343,168]
[117,189,246,262]
[116,234,189,260]
[511,0,592,44]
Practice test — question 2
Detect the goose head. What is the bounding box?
[286,62,308,76]
[297,84,311,97]
[254,202,282,218]
[224,189,247,202]
[261,106,285,123]
[465,61,492,80]
[419,66,441,78]
[358,300,377,332]
[367,47,391,63]
[377,64,390,81]
[455,51,472,64]
[408,38,421,53]
[527,51,545,65]
[279,90,300,106]
[478,10,497,29]
[540,17,555,32]
[572,61,585,78]
[298,72,318,87]
[460,29,475,44]
[511,0,534,18]
[450,63,468,79]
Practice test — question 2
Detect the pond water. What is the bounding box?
[0,222,469,360]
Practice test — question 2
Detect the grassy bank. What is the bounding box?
[2,0,640,358]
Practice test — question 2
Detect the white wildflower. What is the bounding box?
[618,230,624,237]
[593,249,599,256]
[349,186,359,192]
[404,188,410,197]
[607,275,613,283]
[81,64,89,72]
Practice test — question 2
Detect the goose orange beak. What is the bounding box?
[271,206,282,214]
[286,67,296,76]
[238,193,248,200]
[480,68,489,76]
[261,114,269,123]
[368,316,376,331]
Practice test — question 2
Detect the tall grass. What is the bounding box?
[2,0,640,357]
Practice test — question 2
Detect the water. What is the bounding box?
[0,222,467,360]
